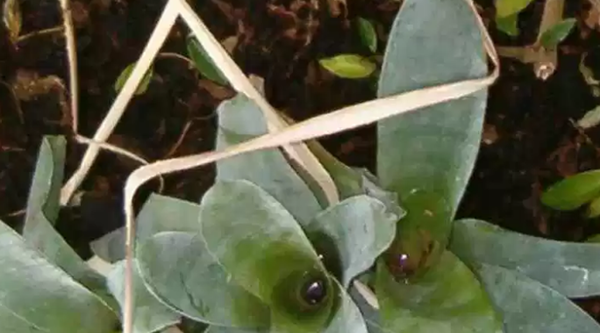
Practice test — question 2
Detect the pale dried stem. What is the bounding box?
[16,26,64,43]
[58,0,79,133]
[533,0,564,80]
[59,1,180,206]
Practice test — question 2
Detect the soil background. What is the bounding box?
[1,0,600,321]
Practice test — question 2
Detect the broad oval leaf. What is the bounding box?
[474,264,600,332]
[495,0,535,18]
[136,231,269,328]
[449,218,600,298]
[114,62,153,95]
[91,193,205,262]
[187,35,228,86]
[199,179,334,333]
[305,195,398,287]
[540,169,600,210]
[539,18,576,49]
[107,260,180,333]
[377,0,488,246]
[356,18,377,53]
[215,94,322,226]
[374,251,502,333]
[23,136,110,304]
[0,220,117,333]
[319,54,376,79]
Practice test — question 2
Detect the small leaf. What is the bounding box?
[577,105,600,130]
[187,36,228,85]
[474,264,600,332]
[199,180,334,333]
[0,220,117,333]
[114,62,153,95]
[450,219,600,298]
[216,94,322,226]
[541,169,600,210]
[356,17,377,53]
[137,231,269,328]
[3,0,21,43]
[375,251,502,333]
[107,260,180,333]
[586,195,600,218]
[23,136,111,304]
[539,18,576,49]
[496,14,519,36]
[319,54,376,79]
[495,0,535,18]
[305,195,398,287]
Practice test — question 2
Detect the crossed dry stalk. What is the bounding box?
[52,0,500,331]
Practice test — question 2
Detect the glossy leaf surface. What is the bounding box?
[449,218,600,298]
[319,54,376,79]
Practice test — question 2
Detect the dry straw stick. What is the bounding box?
[58,0,78,133]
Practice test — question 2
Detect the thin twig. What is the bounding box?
[58,0,79,133]
[16,26,64,43]
[163,120,193,158]
[156,52,196,68]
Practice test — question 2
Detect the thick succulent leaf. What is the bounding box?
[375,251,502,333]
[91,194,203,262]
[0,220,117,333]
[321,279,368,333]
[199,179,334,333]
[137,231,269,328]
[107,260,179,333]
[305,195,398,287]
[541,169,600,210]
[449,218,600,298]
[215,94,322,226]
[377,0,488,245]
[474,264,600,332]
[22,136,110,302]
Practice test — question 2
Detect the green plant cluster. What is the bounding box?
[3,1,600,333]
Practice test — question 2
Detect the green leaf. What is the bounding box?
[474,264,600,332]
[495,0,535,18]
[23,136,111,303]
[356,18,377,53]
[449,218,600,298]
[348,284,384,333]
[137,231,269,328]
[319,54,376,79]
[215,94,322,226]
[375,251,502,333]
[539,18,576,49]
[496,14,519,36]
[114,62,153,95]
[187,36,228,86]
[0,220,117,333]
[305,195,398,287]
[586,195,600,218]
[199,179,335,333]
[377,0,488,251]
[322,279,368,333]
[106,260,180,333]
[541,170,600,210]
[91,194,205,262]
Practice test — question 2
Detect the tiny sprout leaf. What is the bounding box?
[23,136,109,303]
[356,17,377,53]
[136,231,269,328]
[3,0,21,43]
[539,18,576,49]
[106,260,179,333]
[114,62,153,95]
[541,170,600,210]
[199,180,334,333]
[375,251,502,333]
[187,36,228,85]
[319,54,376,79]
[305,195,398,287]
[216,94,322,226]
[474,264,600,332]
[495,0,535,19]
[0,220,117,333]
[450,219,600,298]
[496,14,519,36]
[587,195,600,218]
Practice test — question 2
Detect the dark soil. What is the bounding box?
[2,0,600,322]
